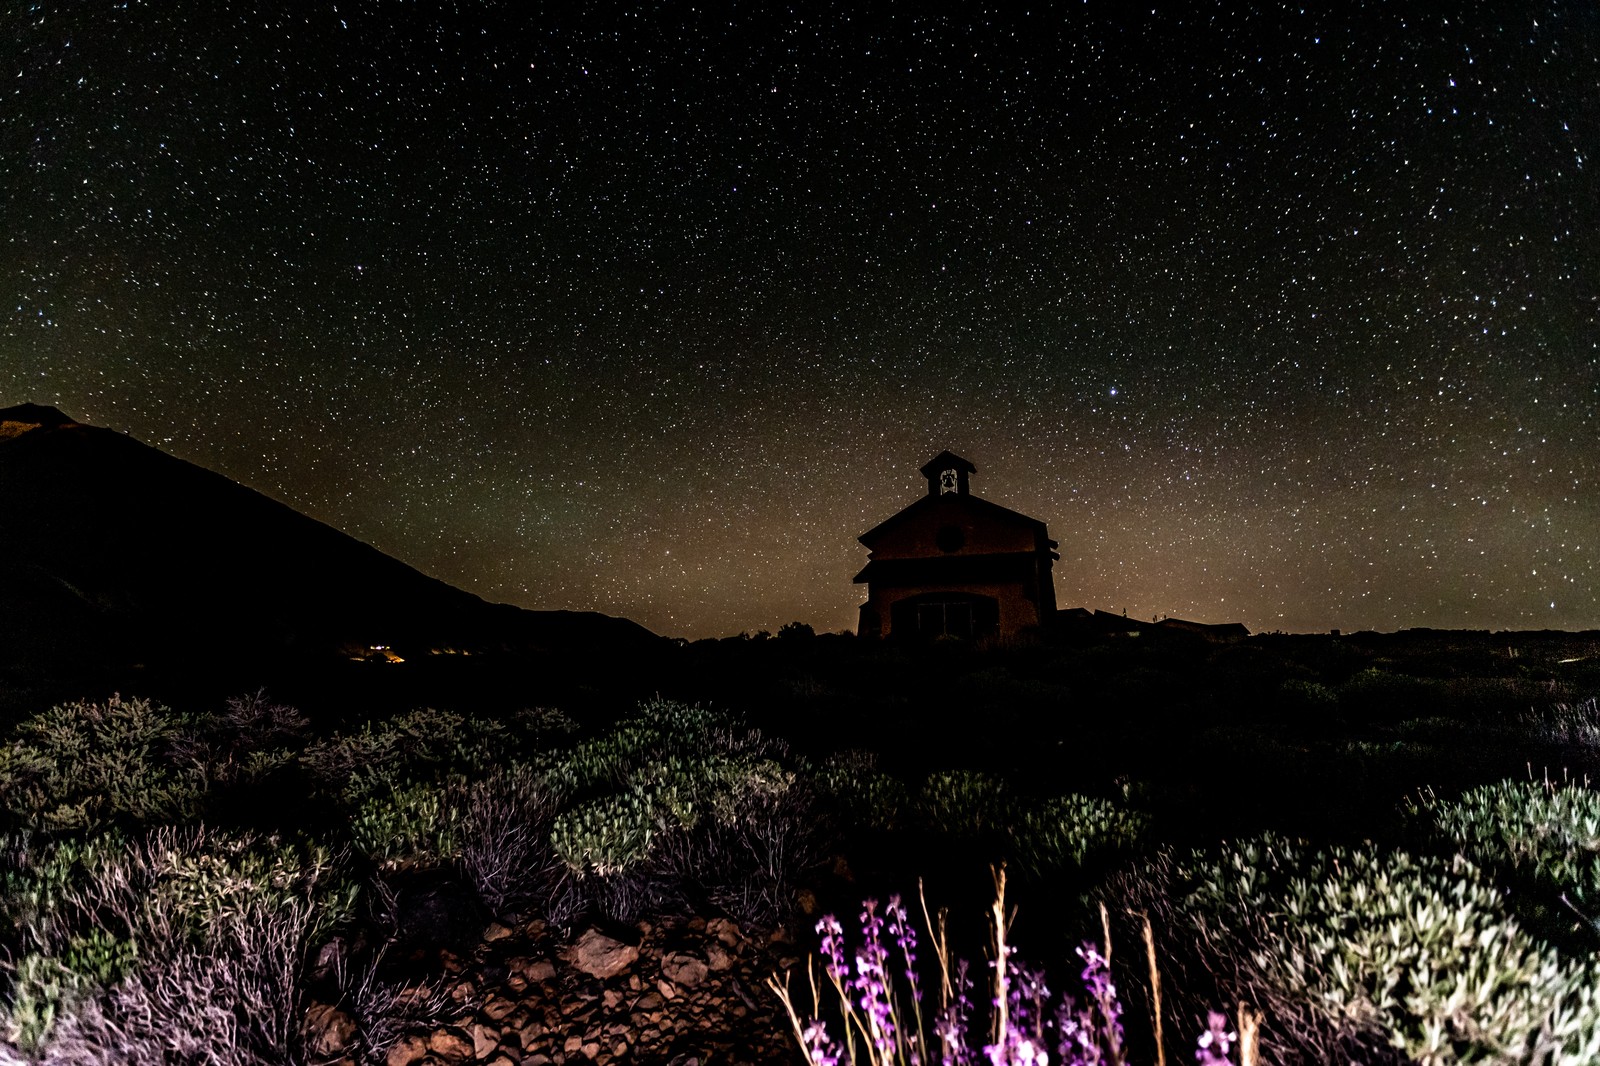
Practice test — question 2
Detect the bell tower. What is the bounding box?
[919,451,976,497]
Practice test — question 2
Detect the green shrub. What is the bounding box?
[1117,835,1600,1065]
[814,750,908,832]
[300,707,510,806]
[0,696,206,832]
[550,792,656,876]
[916,770,1012,840]
[1008,793,1148,878]
[3,827,354,1057]
[0,831,123,958]
[1412,779,1600,931]
[349,781,463,868]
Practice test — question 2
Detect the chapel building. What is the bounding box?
[855,451,1059,640]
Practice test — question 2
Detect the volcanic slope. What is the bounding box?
[0,403,656,689]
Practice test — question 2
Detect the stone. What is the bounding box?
[657,978,677,999]
[429,1027,476,1063]
[527,959,557,982]
[469,1022,501,1059]
[705,943,735,972]
[385,1035,429,1066]
[661,953,708,989]
[704,918,741,948]
[564,929,639,980]
[303,1003,358,1059]
[484,921,516,942]
[483,996,517,1021]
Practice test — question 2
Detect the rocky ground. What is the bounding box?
[303,913,807,1066]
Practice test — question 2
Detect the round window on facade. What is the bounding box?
[935,524,965,553]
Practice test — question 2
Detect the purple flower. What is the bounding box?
[887,893,923,1002]
[801,1019,844,1066]
[1195,1011,1236,1066]
[817,914,847,980]
[854,898,899,1055]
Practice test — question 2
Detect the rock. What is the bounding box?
[704,918,741,948]
[564,929,639,980]
[516,1020,547,1048]
[483,921,516,942]
[482,996,517,1021]
[428,1027,476,1063]
[705,943,736,972]
[662,953,708,989]
[657,978,677,999]
[385,1034,429,1066]
[527,959,557,982]
[303,1003,358,1058]
[468,1022,500,1058]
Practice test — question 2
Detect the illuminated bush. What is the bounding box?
[1009,793,1149,878]
[814,749,909,832]
[2,827,354,1061]
[916,769,1012,841]
[348,781,464,869]
[300,706,511,806]
[549,792,656,877]
[1117,835,1600,1065]
[1412,778,1600,931]
[0,696,205,832]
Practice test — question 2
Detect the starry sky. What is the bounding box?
[4,2,1598,639]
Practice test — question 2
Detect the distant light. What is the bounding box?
[1109,387,1119,396]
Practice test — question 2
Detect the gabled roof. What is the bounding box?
[858,492,1049,546]
[919,450,977,479]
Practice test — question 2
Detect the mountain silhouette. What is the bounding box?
[0,404,657,691]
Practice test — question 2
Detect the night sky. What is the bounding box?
[5,2,1598,638]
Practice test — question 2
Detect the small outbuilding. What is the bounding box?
[855,451,1058,640]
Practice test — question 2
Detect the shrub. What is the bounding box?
[654,758,830,927]
[457,765,564,918]
[4,827,355,1062]
[815,750,909,832]
[0,696,206,832]
[549,792,656,877]
[1008,794,1149,879]
[1520,697,1600,751]
[348,781,464,869]
[916,770,1012,842]
[1114,835,1600,1065]
[300,707,510,807]
[1411,778,1600,935]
